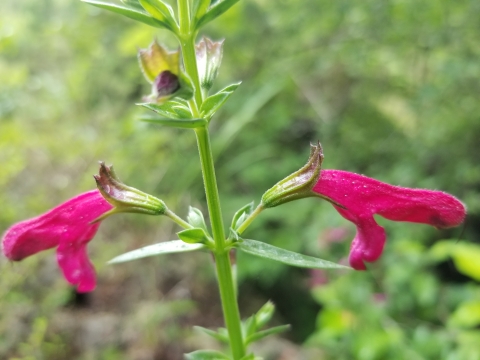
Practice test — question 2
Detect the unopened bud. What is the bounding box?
[93,162,166,222]
[261,142,324,208]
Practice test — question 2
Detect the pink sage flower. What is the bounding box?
[313,170,466,270]
[1,190,113,292]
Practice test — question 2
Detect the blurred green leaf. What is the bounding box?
[82,0,169,28]
[231,201,254,230]
[193,326,229,343]
[141,117,207,128]
[200,82,241,120]
[246,324,290,345]
[185,350,231,360]
[192,0,210,24]
[138,0,177,31]
[448,301,480,329]
[187,207,209,231]
[108,240,205,263]
[429,241,480,281]
[237,239,350,269]
[196,0,241,28]
[139,101,194,119]
[177,228,210,244]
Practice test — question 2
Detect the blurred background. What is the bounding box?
[1,0,480,358]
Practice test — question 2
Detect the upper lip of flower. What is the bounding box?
[313,169,466,270]
[1,190,113,293]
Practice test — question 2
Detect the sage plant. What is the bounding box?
[1,0,466,358]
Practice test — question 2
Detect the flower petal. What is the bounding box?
[314,170,466,269]
[336,208,386,270]
[2,190,113,291]
[57,226,98,293]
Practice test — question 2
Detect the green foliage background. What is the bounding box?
[1,0,479,358]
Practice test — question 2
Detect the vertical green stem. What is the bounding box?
[194,127,245,359]
[177,1,246,358]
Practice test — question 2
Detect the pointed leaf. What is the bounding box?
[108,240,205,264]
[201,82,241,119]
[254,301,275,329]
[141,117,207,129]
[246,324,290,345]
[121,0,144,11]
[193,326,229,343]
[185,350,231,360]
[187,207,208,231]
[197,0,241,28]
[178,228,210,244]
[82,0,169,28]
[240,355,260,360]
[139,0,177,30]
[139,102,190,119]
[172,105,194,119]
[243,316,257,338]
[238,239,350,269]
[231,201,254,230]
[192,0,210,24]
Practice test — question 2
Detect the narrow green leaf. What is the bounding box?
[82,0,169,28]
[192,0,210,24]
[120,0,144,11]
[177,228,210,244]
[240,355,259,360]
[193,326,229,343]
[243,316,257,338]
[200,82,241,119]
[254,301,275,329]
[108,240,205,264]
[187,207,208,231]
[231,201,254,230]
[185,350,231,360]
[139,0,177,30]
[197,0,241,28]
[172,105,194,119]
[141,117,207,129]
[139,102,181,119]
[246,324,291,345]
[238,239,351,269]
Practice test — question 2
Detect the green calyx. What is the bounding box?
[93,161,167,222]
[261,142,324,208]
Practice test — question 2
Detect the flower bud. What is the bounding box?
[261,142,324,208]
[93,162,166,222]
[138,39,193,103]
[195,37,224,93]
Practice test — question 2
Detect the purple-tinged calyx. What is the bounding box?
[93,162,166,222]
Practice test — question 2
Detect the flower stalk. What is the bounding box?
[176,0,246,358]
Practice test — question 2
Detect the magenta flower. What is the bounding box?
[1,190,113,292]
[313,170,466,270]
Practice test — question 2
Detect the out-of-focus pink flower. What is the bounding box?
[313,170,466,270]
[1,190,113,292]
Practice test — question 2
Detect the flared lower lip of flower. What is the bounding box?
[313,170,466,270]
[1,190,113,292]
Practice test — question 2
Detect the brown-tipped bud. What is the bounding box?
[93,162,167,222]
[261,142,324,208]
